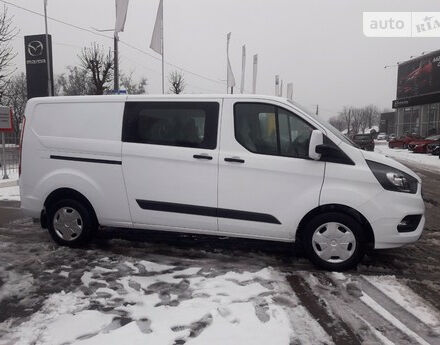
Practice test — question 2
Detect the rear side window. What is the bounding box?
[122,102,219,149]
[234,103,314,158]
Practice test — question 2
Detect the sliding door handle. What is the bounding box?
[224,157,245,163]
[193,154,213,160]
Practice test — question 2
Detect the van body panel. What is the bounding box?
[20,97,131,227]
[121,98,222,232]
[217,98,325,240]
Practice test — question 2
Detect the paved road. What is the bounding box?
[0,161,439,344]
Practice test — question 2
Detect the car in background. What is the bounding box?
[352,133,375,151]
[426,139,440,156]
[408,134,440,153]
[387,133,396,142]
[377,132,387,140]
[389,134,422,149]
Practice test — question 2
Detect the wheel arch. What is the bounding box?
[43,188,99,228]
[295,204,375,249]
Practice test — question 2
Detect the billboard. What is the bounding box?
[396,50,440,100]
[24,34,54,99]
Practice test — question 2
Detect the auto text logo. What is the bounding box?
[363,12,440,37]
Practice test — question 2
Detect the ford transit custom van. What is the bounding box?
[19,95,425,270]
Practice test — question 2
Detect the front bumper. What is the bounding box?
[359,185,425,249]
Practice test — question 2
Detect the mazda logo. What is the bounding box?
[27,41,44,57]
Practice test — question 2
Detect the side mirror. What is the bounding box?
[309,130,323,161]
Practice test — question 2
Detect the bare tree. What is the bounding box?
[168,70,185,94]
[329,115,345,131]
[79,43,113,95]
[3,72,26,139]
[120,73,147,94]
[56,66,92,96]
[0,6,18,102]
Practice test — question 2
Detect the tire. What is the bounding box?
[303,212,365,271]
[47,198,97,246]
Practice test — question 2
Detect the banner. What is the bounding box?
[115,0,129,33]
[252,54,258,94]
[24,34,54,99]
[240,45,246,93]
[226,32,235,89]
[150,0,163,54]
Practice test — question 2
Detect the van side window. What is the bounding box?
[122,102,219,149]
[234,103,314,158]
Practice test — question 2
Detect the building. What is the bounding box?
[379,111,396,134]
[392,49,440,137]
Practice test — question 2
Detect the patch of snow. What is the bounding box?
[375,142,440,173]
[364,275,440,329]
[138,260,175,272]
[360,293,430,345]
[38,310,114,344]
[0,185,20,201]
[59,271,69,278]
[0,271,34,302]
[2,291,89,345]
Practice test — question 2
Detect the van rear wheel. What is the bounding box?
[303,212,365,271]
[47,198,96,246]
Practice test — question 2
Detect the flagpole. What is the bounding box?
[161,0,164,94]
[44,0,52,96]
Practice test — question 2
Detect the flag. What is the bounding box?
[287,83,293,100]
[115,0,129,33]
[150,0,163,54]
[240,45,246,93]
[252,54,258,94]
[227,32,235,89]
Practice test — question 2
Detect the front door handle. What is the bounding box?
[193,154,213,160]
[224,157,245,163]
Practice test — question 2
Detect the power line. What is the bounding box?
[1,0,226,87]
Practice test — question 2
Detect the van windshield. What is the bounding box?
[287,99,356,147]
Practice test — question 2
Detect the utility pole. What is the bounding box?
[316,104,319,116]
[43,0,52,96]
[114,33,119,93]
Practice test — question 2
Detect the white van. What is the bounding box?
[20,95,425,270]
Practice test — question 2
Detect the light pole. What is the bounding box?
[92,27,119,93]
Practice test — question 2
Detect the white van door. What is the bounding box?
[122,100,221,232]
[218,99,325,240]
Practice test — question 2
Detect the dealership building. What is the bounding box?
[391,49,440,137]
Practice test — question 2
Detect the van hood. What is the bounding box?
[360,149,421,183]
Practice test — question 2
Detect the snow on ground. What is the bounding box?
[0,170,19,201]
[0,185,19,201]
[1,261,301,345]
[363,275,440,330]
[375,141,440,173]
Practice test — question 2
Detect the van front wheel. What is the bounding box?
[47,199,96,246]
[303,212,365,271]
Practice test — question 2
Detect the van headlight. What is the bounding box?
[366,160,418,194]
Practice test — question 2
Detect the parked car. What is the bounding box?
[352,134,375,151]
[377,132,387,140]
[387,133,396,142]
[20,95,425,271]
[408,134,440,153]
[427,140,440,156]
[388,134,422,149]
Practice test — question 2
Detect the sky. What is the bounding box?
[4,0,440,120]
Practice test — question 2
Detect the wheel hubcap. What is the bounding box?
[312,222,356,264]
[53,207,83,241]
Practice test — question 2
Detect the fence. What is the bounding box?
[0,131,20,180]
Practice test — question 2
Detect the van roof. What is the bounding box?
[27,94,290,104]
